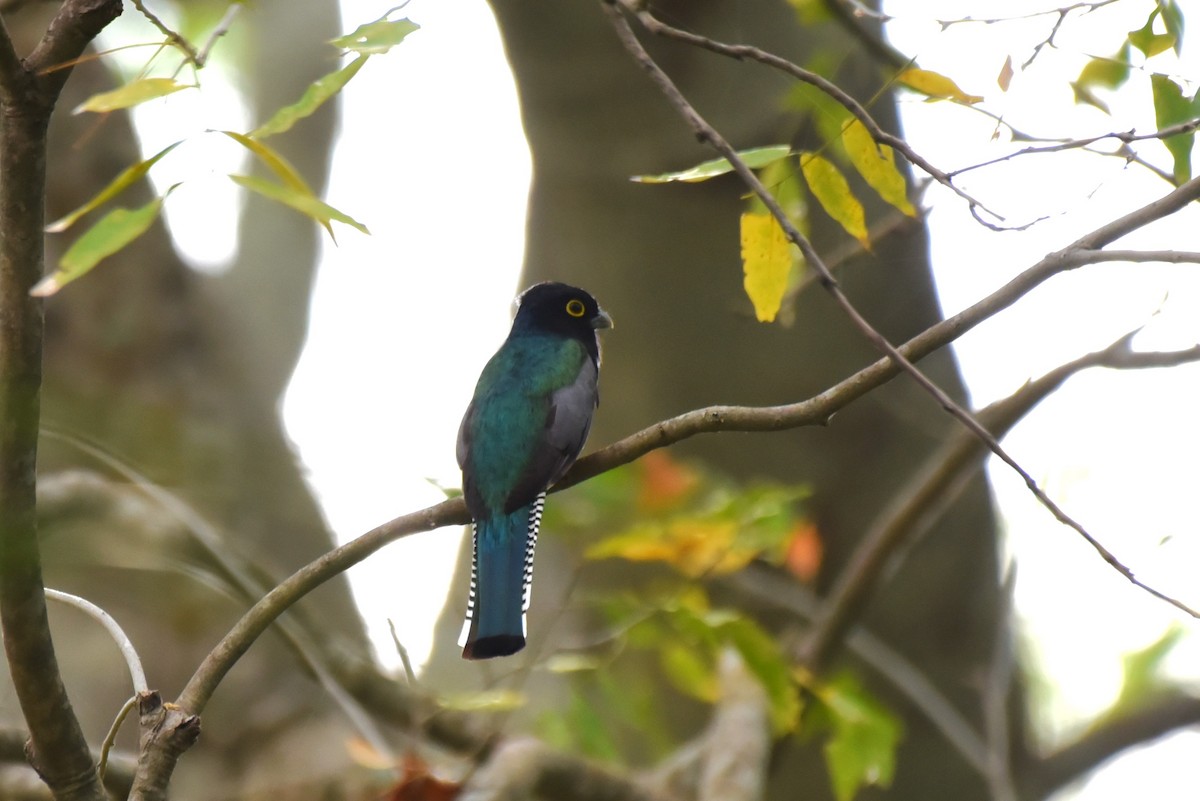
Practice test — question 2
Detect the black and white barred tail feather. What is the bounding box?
[459,493,545,660]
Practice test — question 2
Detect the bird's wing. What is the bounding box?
[504,357,598,513]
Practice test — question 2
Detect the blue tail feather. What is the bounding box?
[460,495,544,659]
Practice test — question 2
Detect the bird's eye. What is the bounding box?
[565,299,586,317]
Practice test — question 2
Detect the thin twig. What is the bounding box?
[45,589,148,693]
[602,0,1200,620]
[195,1,242,67]
[387,618,419,685]
[98,696,137,784]
[948,119,1200,178]
[129,0,199,63]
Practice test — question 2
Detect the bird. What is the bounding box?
[456,282,612,659]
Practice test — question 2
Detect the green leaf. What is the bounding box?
[657,600,801,734]
[1076,48,1131,92]
[34,188,177,297]
[841,119,915,217]
[567,688,622,762]
[786,83,853,155]
[251,55,368,139]
[220,131,313,194]
[74,78,192,114]
[896,68,983,104]
[230,173,369,237]
[787,0,833,24]
[817,673,902,801]
[1161,0,1185,56]
[331,16,420,55]
[1129,9,1177,58]
[720,618,801,733]
[799,152,869,248]
[1150,74,1200,183]
[46,141,182,233]
[1070,82,1109,114]
[660,640,718,702]
[1071,47,1132,115]
[1113,625,1183,712]
[632,145,792,184]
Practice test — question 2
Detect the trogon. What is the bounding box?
[457,282,612,659]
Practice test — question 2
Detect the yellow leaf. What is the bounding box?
[230,174,369,237]
[441,689,525,712]
[740,211,791,323]
[587,519,754,578]
[799,153,869,249]
[896,68,983,104]
[841,120,915,217]
[74,78,192,114]
[46,141,182,233]
[220,131,313,194]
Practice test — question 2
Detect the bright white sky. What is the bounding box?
[284,0,529,673]
[109,0,1199,798]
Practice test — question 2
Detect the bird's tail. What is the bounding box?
[459,494,544,659]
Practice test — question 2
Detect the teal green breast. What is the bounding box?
[467,334,586,512]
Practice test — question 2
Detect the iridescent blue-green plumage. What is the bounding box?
[457,282,611,659]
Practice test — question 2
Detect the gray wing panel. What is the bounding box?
[503,358,598,512]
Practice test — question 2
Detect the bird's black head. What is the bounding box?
[512,283,612,354]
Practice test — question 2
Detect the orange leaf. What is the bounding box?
[638,450,700,513]
[784,522,823,583]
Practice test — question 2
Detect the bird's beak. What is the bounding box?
[591,308,614,330]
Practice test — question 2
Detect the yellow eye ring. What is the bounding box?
[565,299,586,318]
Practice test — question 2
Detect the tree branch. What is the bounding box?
[0,2,121,799]
[0,13,27,101]
[799,333,1200,671]
[26,0,123,100]
[0,56,104,801]
[459,737,670,801]
[0,727,135,800]
[1020,693,1200,799]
